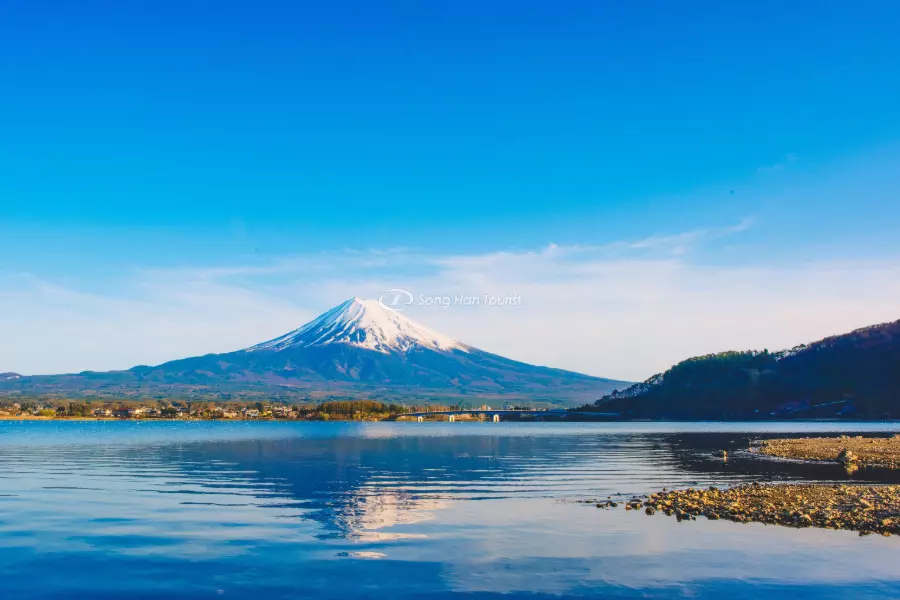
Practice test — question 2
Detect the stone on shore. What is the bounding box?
[618,483,900,536]
[757,435,900,469]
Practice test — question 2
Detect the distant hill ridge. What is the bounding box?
[593,319,900,419]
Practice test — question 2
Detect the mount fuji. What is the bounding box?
[247,298,468,355]
[0,298,628,405]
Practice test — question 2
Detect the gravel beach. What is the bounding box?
[599,483,900,536]
[757,435,900,469]
[593,435,900,536]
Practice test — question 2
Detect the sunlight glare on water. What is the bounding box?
[1,421,899,599]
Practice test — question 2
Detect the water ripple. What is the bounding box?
[2,421,900,599]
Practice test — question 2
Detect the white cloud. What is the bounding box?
[409,257,900,381]
[757,153,800,174]
[0,273,312,374]
[2,220,898,381]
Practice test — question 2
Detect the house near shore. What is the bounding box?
[271,405,291,418]
[211,406,239,418]
[114,406,148,418]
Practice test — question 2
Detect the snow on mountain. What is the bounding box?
[246,297,469,354]
[0,373,21,381]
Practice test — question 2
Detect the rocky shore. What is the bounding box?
[599,483,900,536]
[757,435,900,469]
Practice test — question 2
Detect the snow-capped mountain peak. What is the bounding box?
[246,297,469,354]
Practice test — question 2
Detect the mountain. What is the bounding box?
[0,298,627,405]
[247,298,467,354]
[0,373,22,381]
[591,319,900,419]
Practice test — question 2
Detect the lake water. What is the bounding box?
[1,421,899,599]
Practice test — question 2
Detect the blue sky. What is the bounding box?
[2,1,900,378]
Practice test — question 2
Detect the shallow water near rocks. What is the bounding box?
[1,421,899,599]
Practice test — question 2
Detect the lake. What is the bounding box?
[1,421,899,599]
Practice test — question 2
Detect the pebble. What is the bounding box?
[757,435,900,469]
[599,482,900,536]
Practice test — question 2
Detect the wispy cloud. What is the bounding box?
[2,218,898,381]
[757,153,800,174]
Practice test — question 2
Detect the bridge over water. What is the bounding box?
[393,409,620,422]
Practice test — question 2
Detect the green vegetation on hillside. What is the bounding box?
[589,320,900,420]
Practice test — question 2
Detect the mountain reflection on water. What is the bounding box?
[1,421,899,599]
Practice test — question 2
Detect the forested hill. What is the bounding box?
[592,320,900,420]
